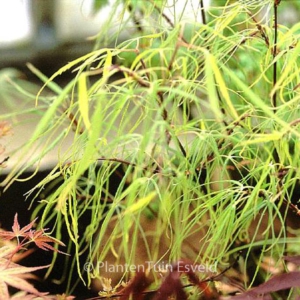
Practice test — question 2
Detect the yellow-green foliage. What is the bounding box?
[2,0,300,295]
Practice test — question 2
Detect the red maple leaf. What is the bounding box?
[0,214,68,256]
[0,214,37,242]
[26,230,68,255]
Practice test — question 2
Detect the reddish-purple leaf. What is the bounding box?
[284,255,300,266]
[26,230,68,255]
[230,291,272,300]
[254,272,300,293]
[118,272,150,300]
[230,271,300,299]
[154,270,187,300]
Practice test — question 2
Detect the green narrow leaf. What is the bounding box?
[211,55,239,120]
[123,191,156,216]
[78,73,91,131]
[1,79,76,190]
[222,64,300,139]
[271,41,300,98]
[205,52,223,121]
[35,50,104,103]
[103,49,113,81]
[26,63,62,95]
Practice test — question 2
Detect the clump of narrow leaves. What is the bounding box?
[0,213,71,299]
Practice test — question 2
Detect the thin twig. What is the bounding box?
[103,65,187,158]
[272,0,280,109]
[199,0,207,25]
[126,3,143,32]
[97,157,137,168]
[0,156,9,167]
[97,157,162,175]
[156,91,187,158]
[136,50,151,82]
[148,0,175,29]
[248,12,270,48]
[111,65,150,88]
[200,112,250,170]
[167,41,180,72]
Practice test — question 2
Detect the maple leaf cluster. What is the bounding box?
[0,213,72,300]
[0,214,67,255]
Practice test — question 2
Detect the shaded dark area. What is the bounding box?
[0,165,128,299]
[0,170,94,298]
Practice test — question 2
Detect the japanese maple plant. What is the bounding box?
[1,0,300,299]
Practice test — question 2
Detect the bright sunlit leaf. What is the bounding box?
[123,191,156,216]
[78,73,91,131]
